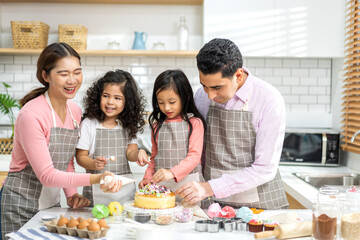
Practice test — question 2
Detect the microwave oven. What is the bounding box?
[280,128,340,166]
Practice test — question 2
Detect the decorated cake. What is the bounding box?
[134,184,175,209]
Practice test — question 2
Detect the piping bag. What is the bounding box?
[254,221,312,239]
[100,175,135,186]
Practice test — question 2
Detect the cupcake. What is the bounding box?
[263,219,279,231]
[248,219,263,233]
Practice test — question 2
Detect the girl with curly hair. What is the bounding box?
[76,69,148,205]
[139,70,208,205]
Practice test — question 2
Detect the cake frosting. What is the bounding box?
[207,203,222,219]
[237,206,254,223]
[220,206,236,218]
[134,184,175,209]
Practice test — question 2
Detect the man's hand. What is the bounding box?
[151,168,174,183]
[175,181,214,204]
[67,193,90,209]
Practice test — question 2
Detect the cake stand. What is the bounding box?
[123,201,182,219]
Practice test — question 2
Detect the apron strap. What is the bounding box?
[44,91,79,129]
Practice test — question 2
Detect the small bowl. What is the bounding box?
[113,210,127,223]
[174,208,193,223]
[133,212,151,224]
[155,212,173,225]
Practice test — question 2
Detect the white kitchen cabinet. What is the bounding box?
[204,0,345,57]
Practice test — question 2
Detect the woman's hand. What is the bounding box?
[94,156,107,170]
[136,149,150,167]
[67,193,90,209]
[139,179,151,188]
[99,171,122,193]
[151,168,174,183]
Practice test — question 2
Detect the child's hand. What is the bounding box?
[136,149,151,167]
[151,168,174,183]
[139,179,151,188]
[94,156,107,170]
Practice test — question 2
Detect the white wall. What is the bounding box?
[1,2,203,50]
[0,55,334,136]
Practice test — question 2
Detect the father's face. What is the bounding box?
[199,69,244,104]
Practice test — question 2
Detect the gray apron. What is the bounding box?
[82,122,136,206]
[1,92,80,239]
[204,95,288,210]
[155,116,211,207]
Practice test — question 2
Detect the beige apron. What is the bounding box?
[1,92,80,238]
[204,92,288,209]
[82,121,136,206]
[155,116,203,203]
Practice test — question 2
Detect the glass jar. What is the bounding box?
[341,187,360,240]
[312,187,340,240]
[177,15,188,50]
[152,41,166,51]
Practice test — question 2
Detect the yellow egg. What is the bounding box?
[108,201,123,216]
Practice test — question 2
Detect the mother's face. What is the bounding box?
[43,56,83,101]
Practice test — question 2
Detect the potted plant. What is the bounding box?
[0,82,20,154]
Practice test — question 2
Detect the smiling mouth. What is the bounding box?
[105,106,116,112]
[64,87,75,93]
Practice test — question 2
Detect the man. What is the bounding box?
[176,38,288,209]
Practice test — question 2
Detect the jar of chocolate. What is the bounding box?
[312,187,340,240]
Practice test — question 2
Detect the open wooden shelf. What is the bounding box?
[0,0,202,5]
[0,48,198,57]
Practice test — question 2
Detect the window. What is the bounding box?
[342,0,360,153]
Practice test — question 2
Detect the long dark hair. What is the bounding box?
[20,42,81,107]
[82,69,146,139]
[149,70,206,144]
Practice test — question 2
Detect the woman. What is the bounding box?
[0,43,122,239]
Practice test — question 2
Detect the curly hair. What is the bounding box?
[82,69,146,139]
[149,70,206,144]
[196,38,243,78]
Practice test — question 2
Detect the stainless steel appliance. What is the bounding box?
[280,128,340,166]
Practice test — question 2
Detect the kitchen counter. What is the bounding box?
[1,154,359,209]
[279,165,359,209]
[16,207,313,240]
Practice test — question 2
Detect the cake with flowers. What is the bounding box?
[134,184,175,209]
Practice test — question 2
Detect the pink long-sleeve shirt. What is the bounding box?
[9,94,91,197]
[143,116,204,182]
[194,67,286,199]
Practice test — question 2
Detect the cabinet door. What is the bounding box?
[204,0,345,57]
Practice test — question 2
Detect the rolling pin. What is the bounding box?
[254,222,312,239]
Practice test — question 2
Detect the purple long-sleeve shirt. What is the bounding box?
[194,67,286,199]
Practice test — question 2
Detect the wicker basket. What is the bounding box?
[0,138,13,155]
[58,24,87,50]
[11,21,49,49]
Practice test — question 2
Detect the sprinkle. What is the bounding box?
[136,184,172,197]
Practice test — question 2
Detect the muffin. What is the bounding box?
[263,220,279,231]
[248,219,263,233]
